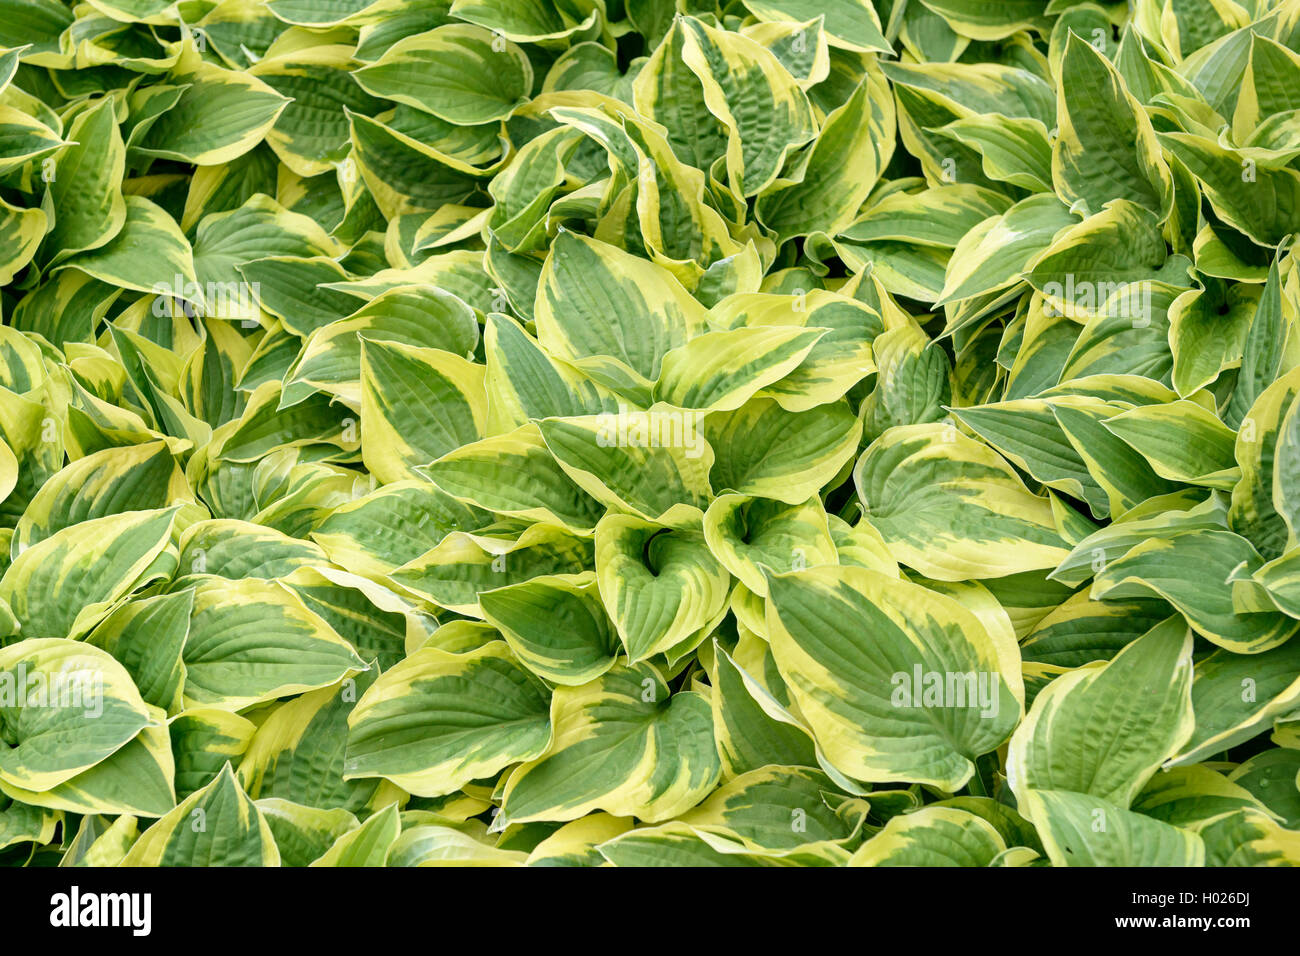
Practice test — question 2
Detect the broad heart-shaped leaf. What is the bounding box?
[1129,764,1265,830]
[0,639,155,792]
[85,590,191,715]
[1168,282,1258,399]
[1092,528,1299,653]
[248,44,386,177]
[854,423,1070,581]
[286,286,481,404]
[911,0,1049,40]
[192,195,337,322]
[214,382,352,463]
[594,515,732,663]
[534,231,709,403]
[310,480,489,578]
[181,577,367,712]
[652,327,825,412]
[17,0,1300,871]
[0,507,177,641]
[1052,33,1172,218]
[936,193,1077,310]
[344,642,551,798]
[498,662,720,825]
[447,0,598,42]
[1019,789,1204,867]
[0,801,58,855]
[264,0,384,26]
[677,764,865,857]
[0,713,176,819]
[714,289,883,413]
[237,256,354,336]
[345,110,482,220]
[58,196,198,305]
[1025,200,1186,322]
[355,24,532,125]
[359,337,487,485]
[764,565,1022,791]
[122,763,279,866]
[173,519,326,584]
[13,439,191,553]
[135,52,288,166]
[237,671,380,814]
[703,397,861,506]
[849,806,1007,867]
[422,423,605,533]
[387,823,528,866]
[1007,617,1194,809]
[390,523,593,616]
[537,412,714,529]
[858,321,950,439]
[40,98,125,267]
[703,494,838,596]
[479,573,621,686]
[678,15,817,197]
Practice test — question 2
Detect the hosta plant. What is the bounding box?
[0,0,1299,868]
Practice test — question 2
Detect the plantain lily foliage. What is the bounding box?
[0,0,1299,869]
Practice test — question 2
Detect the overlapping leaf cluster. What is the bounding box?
[1,0,1300,867]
